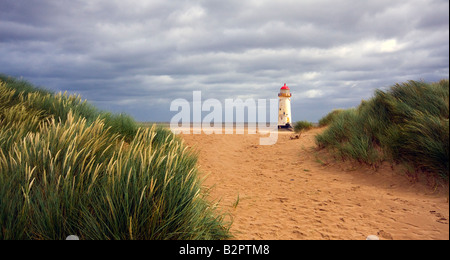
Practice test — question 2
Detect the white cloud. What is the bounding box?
[171,6,206,24]
[304,89,324,98]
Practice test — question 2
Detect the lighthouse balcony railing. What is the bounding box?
[278,93,292,97]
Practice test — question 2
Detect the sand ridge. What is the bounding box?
[180,127,449,240]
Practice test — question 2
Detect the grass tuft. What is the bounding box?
[315,79,449,179]
[0,75,230,240]
[293,120,314,133]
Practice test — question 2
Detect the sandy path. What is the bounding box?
[179,127,449,240]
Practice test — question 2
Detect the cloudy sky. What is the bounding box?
[1,0,448,122]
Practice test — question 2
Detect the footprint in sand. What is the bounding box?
[377,230,393,240]
[430,211,449,224]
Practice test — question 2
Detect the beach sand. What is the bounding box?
[179,127,449,240]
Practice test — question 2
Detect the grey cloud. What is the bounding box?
[0,0,448,122]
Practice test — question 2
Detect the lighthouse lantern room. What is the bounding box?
[278,83,292,128]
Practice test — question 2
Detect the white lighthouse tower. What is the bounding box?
[278,83,292,129]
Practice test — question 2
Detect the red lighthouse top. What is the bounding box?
[281,83,290,90]
[279,83,292,97]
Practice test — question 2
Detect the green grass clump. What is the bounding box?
[315,79,449,179]
[293,121,314,133]
[0,76,230,240]
[0,74,138,142]
[318,109,343,127]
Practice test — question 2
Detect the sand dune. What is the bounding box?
[179,127,449,240]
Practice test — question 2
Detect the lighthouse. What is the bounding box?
[278,83,292,129]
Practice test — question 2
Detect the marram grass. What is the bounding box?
[315,79,449,179]
[293,120,313,133]
[0,77,230,240]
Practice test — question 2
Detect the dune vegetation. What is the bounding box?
[315,79,449,180]
[293,120,314,134]
[0,75,230,240]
